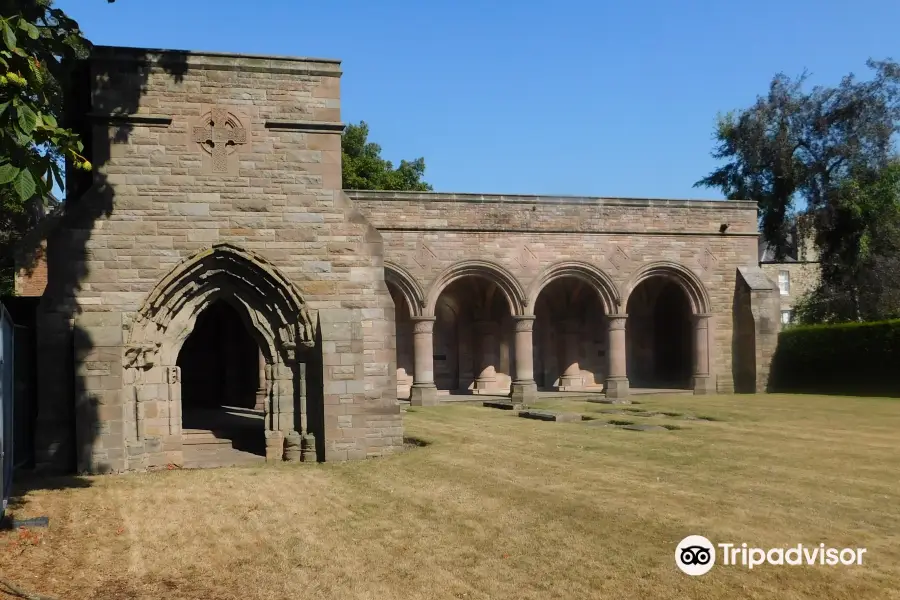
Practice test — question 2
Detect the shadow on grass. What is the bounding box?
[402,436,430,449]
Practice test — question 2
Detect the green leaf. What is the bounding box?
[0,162,20,185]
[1,22,15,52]
[17,19,40,40]
[17,102,38,134]
[12,167,36,201]
[42,112,57,127]
[50,162,64,190]
[0,100,9,117]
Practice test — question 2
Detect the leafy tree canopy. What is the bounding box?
[0,0,92,204]
[695,59,900,260]
[794,161,900,323]
[1,0,92,293]
[342,121,432,191]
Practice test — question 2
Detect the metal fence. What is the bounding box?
[0,302,14,517]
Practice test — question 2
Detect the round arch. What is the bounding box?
[128,242,315,367]
[623,261,711,315]
[526,261,621,315]
[424,260,526,317]
[384,261,425,317]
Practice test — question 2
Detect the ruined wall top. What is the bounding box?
[89,45,342,76]
[348,190,759,235]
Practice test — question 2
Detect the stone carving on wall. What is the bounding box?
[698,247,718,271]
[414,241,437,270]
[514,316,536,333]
[607,246,629,270]
[192,107,247,173]
[124,342,161,370]
[517,245,539,270]
[412,318,435,334]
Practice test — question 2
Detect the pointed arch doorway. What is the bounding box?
[126,243,320,469]
[177,300,267,460]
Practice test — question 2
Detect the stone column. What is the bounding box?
[254,348,267,411]
[605,314,630,399]
[692,313,714,394]
[409,316,438,406]
[473,317,498,394]
[558,318,583,391]
[510,315,538,404]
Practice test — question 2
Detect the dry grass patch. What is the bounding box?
[3,393,900,599]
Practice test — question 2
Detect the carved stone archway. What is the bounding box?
[385,261,425,317]
[424,260,527,317]
[622,261,714,394]
[125,243,317,464]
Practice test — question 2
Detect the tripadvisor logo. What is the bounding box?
[675,535,867,576]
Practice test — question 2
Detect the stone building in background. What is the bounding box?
[758,222,821,325]
[12,46,781,475]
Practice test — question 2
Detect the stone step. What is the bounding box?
[182,430,235,447]
[182,446,267,469]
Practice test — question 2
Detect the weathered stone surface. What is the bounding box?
[517,410,582,422]
[15,44,782,476]
[587,398,634,405]
[483,401,523,410]
[620,424,668,432]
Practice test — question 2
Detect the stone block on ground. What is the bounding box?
[620,424,668,432]
[586,398,635,405]
[518,410,582,422]
[483,401,524,410]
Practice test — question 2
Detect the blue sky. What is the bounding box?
[57,0,899,200]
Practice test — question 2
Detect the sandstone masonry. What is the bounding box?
[14,46,781,474]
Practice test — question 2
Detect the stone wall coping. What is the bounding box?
[738,266,778,291]
[265,119,346,133]
[345,190,757,210]
[91,45,343,76]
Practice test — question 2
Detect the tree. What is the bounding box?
[1,0,93,293]
[794,161,900,322]
[342,121,432,191]
[695,60,900,260]
[0,0,92,201]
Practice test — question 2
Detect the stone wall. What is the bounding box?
[349,190,761,393]
[761,262,820,319]
[33,47,402,473]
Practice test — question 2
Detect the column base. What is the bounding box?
[692,375,715,395]
[265,430,284,462]
[604,376,630,399]
[410,384,439,406]
[284,431,302,462]
[254,390,266,412]
[510,380,538,405]
[301,433,318,462]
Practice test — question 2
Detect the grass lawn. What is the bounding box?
[3,393,900,599]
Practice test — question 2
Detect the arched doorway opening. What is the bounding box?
[177,300,266,457]
[533,278,608,391]
[434,277,513,395]
[387,281,415,400]
[626,278,693,389]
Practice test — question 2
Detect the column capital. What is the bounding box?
[607,313,628,329]
[411,315,436,334]
[513,314,536,332]
[691,313,713,327]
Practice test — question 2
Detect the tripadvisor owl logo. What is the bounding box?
[676,535,716,576]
